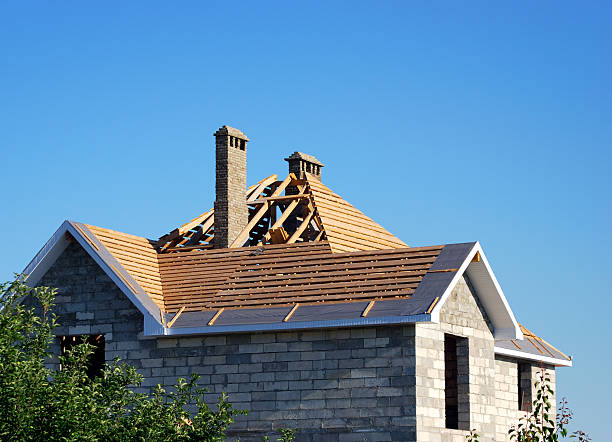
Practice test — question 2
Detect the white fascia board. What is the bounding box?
[430,242,523,340]
[23,220,163,329]
[494,346,573,367]
[23,220,73,286]
[147,314,432,337]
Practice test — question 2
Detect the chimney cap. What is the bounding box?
[214,125,250,141]
[284,151,324,167]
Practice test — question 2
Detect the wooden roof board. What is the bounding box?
[158,241,445,313]
[85,224,165,309]
[304,173,408,253]
[495,328,571,365]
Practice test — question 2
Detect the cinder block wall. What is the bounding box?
[38,243,557,441]
[40,243,418,441]
[415,276,498,442]
[495,356,556,441]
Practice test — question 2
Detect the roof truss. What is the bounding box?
[157,173,326,253]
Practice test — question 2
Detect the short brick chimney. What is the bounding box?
[284,152,324,181]
[214,125,249,249]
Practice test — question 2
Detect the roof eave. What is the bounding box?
[494,345,573,367]
[144,313,433,337]
[430,241,523,340]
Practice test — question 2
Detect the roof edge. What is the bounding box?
[430,242,523,340]
[144,313,432,337]
[494,346,573,367]
[23,220,163,328]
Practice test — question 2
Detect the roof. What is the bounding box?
[158,242,444,313]
[156,172,407,253]
[495,324,572,367]
[21,172,571,367]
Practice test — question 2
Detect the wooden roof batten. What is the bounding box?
[156,171,408,254]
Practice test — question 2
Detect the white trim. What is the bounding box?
[430,242,523,340]
[495,346,573,367]
[23,220,163,329]
[429,243,477,323]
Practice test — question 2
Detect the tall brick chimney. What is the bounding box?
[214,125,249,249]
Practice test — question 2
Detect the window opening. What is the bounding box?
[518,363,532,412]
[60,334,106,379]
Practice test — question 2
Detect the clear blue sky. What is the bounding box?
[1,1,609,438]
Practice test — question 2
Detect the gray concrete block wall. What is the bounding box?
[38,242,558,441]
[494,356,556,441]
[415,276,497,442]
[39,242,418,441]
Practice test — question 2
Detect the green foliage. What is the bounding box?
[277,427,297,441]
[509,368,590,442]
[465,429,480,442]
[260,427,297,442]
[0,277,245,441]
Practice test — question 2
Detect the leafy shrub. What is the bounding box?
[0,277,244,441]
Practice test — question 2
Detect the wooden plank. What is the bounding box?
[246,175,278,202]
[110,264,137,293]
[162,261,428,290]
[166,305,185,328]
[268,227,289,244]
[426,296,440,314]
[158,252,438,281]
[159,254,438,282]
[74,224,100,251]
[229,173,297,248]
[361,300,375,317]
[287,209,314,244]
[210,279,421,301]
[250,194,309,205]
[156,241,439,266]
[314,229,324,241]
[207,308,225,326]
[283,304,299,322]
[261,198,302,243]
[427,268,458,273]
[204,288,416,309]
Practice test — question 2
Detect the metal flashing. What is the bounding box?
[494,346,572,367]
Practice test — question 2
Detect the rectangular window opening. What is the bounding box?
[518,363,532,412]
[444,334,470,430]
[59,334,106,379]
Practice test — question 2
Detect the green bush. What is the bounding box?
[0,277,245,441]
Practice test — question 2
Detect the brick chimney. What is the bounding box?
[284,151,324,181]
[214,125,249,248]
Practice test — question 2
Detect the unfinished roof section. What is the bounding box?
[495,324,572,367]
[156,172,407,254]
[158,242,444,314]
[84,224,164,309]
